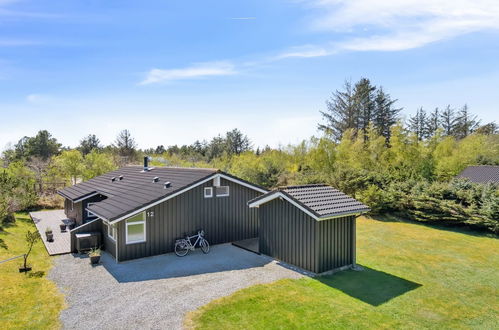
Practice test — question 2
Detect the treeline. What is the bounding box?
[318,78,497,142]
[1,77,498,232]
[143,128,252,162]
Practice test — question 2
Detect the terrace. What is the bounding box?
[30,210,72,255]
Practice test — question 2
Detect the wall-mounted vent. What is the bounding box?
[111,177,116,182]
[164,181,171,189]
[119,175,124,181]
[153,177,159,183]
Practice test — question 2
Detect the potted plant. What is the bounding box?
[88,247,101,265]
[45,227,54,242]
[59,223,66,232]
[19,230,40,273]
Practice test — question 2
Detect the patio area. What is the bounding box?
[30,209,72,255]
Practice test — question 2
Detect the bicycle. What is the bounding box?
[174,230,210,257]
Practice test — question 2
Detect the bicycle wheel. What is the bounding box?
[200,239,210,254]
[175,240,189,257]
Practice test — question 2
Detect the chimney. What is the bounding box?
[143,156,149,171]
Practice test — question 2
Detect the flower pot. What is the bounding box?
[59,224,66,232]
[46,232,54,242]
[90,255,100,265]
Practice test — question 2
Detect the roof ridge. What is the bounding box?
[278,184,327,190]
[123,165,219,171]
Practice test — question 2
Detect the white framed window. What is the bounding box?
[216,186,229,197]
[204,187,213,198]
[86,203,97,219]
[125,212,146,244]
[107,223,117,241]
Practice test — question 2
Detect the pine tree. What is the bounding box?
[454,104,480,139]
[373,87,401,142]
[78,134,101,155]
[408,107,429,141]
[427,108,440,137]
[225,129,251,155]
[114,129,137,160]
[353,78,376,140]
[440,105,457,136]
[319,80,358,141]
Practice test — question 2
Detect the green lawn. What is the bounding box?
[0,212,65,329]
[187,216,499,329]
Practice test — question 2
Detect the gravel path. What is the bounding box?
[49,244,306,330]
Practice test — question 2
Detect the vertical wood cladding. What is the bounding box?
[259,198,355,273]
[116,178,262,261]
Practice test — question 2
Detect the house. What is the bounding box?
[58,157,370,273]
[58,157,267,262]
[456,165,499,184]
[248,185,369,273]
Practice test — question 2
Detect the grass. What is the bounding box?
[0,212,65,329]
[186,216,499,329]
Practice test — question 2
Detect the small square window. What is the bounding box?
[204,187,213,198]
[107,223,117,241]
[216,186,229,197]
[86,203,97,219]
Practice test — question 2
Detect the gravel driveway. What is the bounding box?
[49,243,306,330]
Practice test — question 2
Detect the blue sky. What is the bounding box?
[1,0,499,150]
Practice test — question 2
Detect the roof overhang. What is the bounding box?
[248,191,369,221]
[57,190,103,203]
[89,171,268,225]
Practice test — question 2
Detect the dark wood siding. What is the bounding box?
[259,198,318,272]
[258,199,355,273]
[116,178,262,261]
[102,222,117,258]
[316,215,355,273]
[64,199,77,220]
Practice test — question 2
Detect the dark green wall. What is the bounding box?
[115,178,263,261]
[102,223,116,258]
[258,198,355,273]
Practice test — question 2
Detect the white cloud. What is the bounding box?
[230,17,256,20]
[26,93,51,104]
[140,61,237,85]
[276,45,333,59]
[290,0,499,53]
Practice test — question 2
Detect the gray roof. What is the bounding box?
[456,165,499,184]
[249,184,370,219]
[58,166,218,221]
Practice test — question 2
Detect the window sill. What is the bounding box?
[126,240,146,245]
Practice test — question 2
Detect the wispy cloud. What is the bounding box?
[140,61,237,85]
[26,93,51,104]
[275,45,333,59]
[0,0,62,19]
[0,39,43,47]
[300,0,499,52]
[230,17,256,20]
